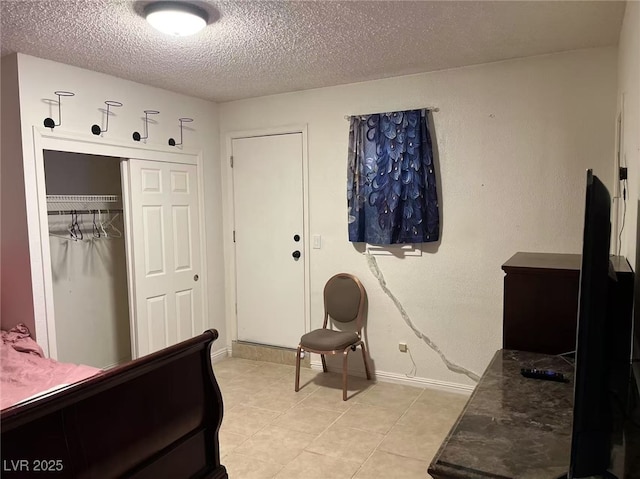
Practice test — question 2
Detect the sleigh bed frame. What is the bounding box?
[1,329,227,479]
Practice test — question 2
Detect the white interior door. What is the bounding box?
[232,133,305,348]
[126,159,203,357]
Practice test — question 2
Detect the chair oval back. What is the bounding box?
[324,274,365,324]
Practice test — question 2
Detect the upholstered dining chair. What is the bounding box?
[295,273,371,401]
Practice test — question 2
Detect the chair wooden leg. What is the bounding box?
[360,342,372,380]
[321,354,328,373]
[342,349,349,401]
[295,346,302,392]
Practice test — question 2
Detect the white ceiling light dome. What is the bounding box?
[145,1,209,37]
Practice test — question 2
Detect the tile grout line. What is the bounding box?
[296,385,359,463]
[220,367,436,478]
[350,388,425,477]
[236,384,358,474]
[222,377,310,470]
[294,381,392,475]
[349,429,387,478]
[220,358,448,477]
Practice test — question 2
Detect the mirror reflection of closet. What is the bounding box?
[44,150,131,369]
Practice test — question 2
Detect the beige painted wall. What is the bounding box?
[616,1,640,388]
[617,1,640,269]
[3,45,623,385]
[219,48,618,387]
[43,151,122,195]
[6,54,226,354]
[1,55,33,333]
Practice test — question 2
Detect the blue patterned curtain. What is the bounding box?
[347,109,439,245]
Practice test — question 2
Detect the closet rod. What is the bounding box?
[344,107,439,120]
[48,209,123,216]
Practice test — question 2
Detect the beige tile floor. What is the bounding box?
[213,357,470,479]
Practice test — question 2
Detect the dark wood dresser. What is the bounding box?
[501,252,633,354]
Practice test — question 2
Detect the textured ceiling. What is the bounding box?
[0,0,626,102]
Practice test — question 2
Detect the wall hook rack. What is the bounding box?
[91,100,123,135]
[168,118,193,146]
[133,110,160,142]
[43,91,75,129]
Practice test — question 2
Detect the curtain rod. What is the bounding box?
[344,107,439,120]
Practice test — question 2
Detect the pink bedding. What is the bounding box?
[1,324,100,409]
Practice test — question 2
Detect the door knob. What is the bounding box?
[292,250,301,259]
[294,234,300,242]
[194,274,199,281]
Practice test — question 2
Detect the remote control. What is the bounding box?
[520,368,569,383]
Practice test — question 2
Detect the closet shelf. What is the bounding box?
[47,195,122,212]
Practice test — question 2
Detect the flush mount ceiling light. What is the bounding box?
[145,1,209,37]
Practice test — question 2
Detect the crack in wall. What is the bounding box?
[366,252,480,383]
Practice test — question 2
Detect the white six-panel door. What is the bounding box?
[232,133,305,348]
[127,159,203,357]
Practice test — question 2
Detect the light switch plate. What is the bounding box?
[313,235,321,249]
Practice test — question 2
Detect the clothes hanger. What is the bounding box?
[103,212,122,238]
[71,210,83,241]
[92,211,101,239]
[49,211,77,241]
[47,209,76,241]
[67,210,78,241]
[98,210,109,238]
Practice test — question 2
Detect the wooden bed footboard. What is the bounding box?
[1,329,228,479]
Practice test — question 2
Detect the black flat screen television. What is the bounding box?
[567,170,618,479]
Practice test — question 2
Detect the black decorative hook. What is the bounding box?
[91,100,123,135]
[133,110,160,141]
[168,118,193,146]
[44,91,75,129]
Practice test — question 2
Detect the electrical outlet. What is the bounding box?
[399,342,408,353]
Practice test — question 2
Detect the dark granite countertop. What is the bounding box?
[428,349,575,479]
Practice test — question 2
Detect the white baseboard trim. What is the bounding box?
[374,370,474,395]
[211,347,230,363]
[310,360,474,396]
